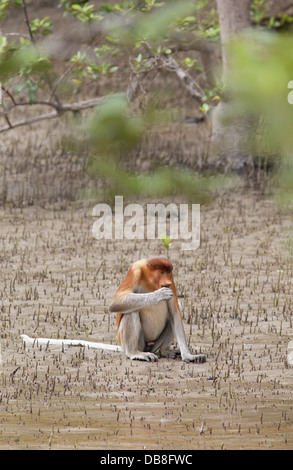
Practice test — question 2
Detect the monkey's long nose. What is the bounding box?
[161,283,172,288]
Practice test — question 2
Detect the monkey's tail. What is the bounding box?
[20,334,122,352]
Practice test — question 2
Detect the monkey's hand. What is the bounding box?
[155,287,174,302]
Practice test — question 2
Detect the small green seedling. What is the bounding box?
[161,234,173,250]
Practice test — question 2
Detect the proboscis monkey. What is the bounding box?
[20,258,206,363]
[109,258,206,363]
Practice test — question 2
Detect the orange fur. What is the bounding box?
[116,265,135,295]
[115,258,178,343]
[146,258,173,272]
[117,314,123,345]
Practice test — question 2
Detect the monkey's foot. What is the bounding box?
[183,353,207,363]
[129,352,158,362]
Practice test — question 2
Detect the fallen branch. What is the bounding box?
[21,334,122,352]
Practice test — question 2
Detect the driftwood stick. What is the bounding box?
[21,334,122,352]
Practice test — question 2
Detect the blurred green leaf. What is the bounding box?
[15,77,43,103]
[87,147,229,202]
[0,0,11,21]
[87,94,143,152]
[0,35,8,55]
[109,1,196,44]
[71,3,102,23]
[0,45,33,79]
[228,32,293,151]
[223,31,293,207]
[30,17,53,36]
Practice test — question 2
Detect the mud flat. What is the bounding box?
[0,190,293,449]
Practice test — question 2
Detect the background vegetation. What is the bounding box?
[1,0,293,206]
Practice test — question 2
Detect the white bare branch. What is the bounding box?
[21,334,122,352]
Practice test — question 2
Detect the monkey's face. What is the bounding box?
[149,269,173,290]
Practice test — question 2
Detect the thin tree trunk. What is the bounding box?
[209,0,252,171]
[217,0,251,81]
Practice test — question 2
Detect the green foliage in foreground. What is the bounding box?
[82,93,228,202]
[227,32,293,206]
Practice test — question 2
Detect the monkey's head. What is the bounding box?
[146,258,173,290]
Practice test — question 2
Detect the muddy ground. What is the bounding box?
[0,187,293,450]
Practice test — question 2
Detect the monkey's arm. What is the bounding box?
[109,287,173,313]
[167,297,206,363]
